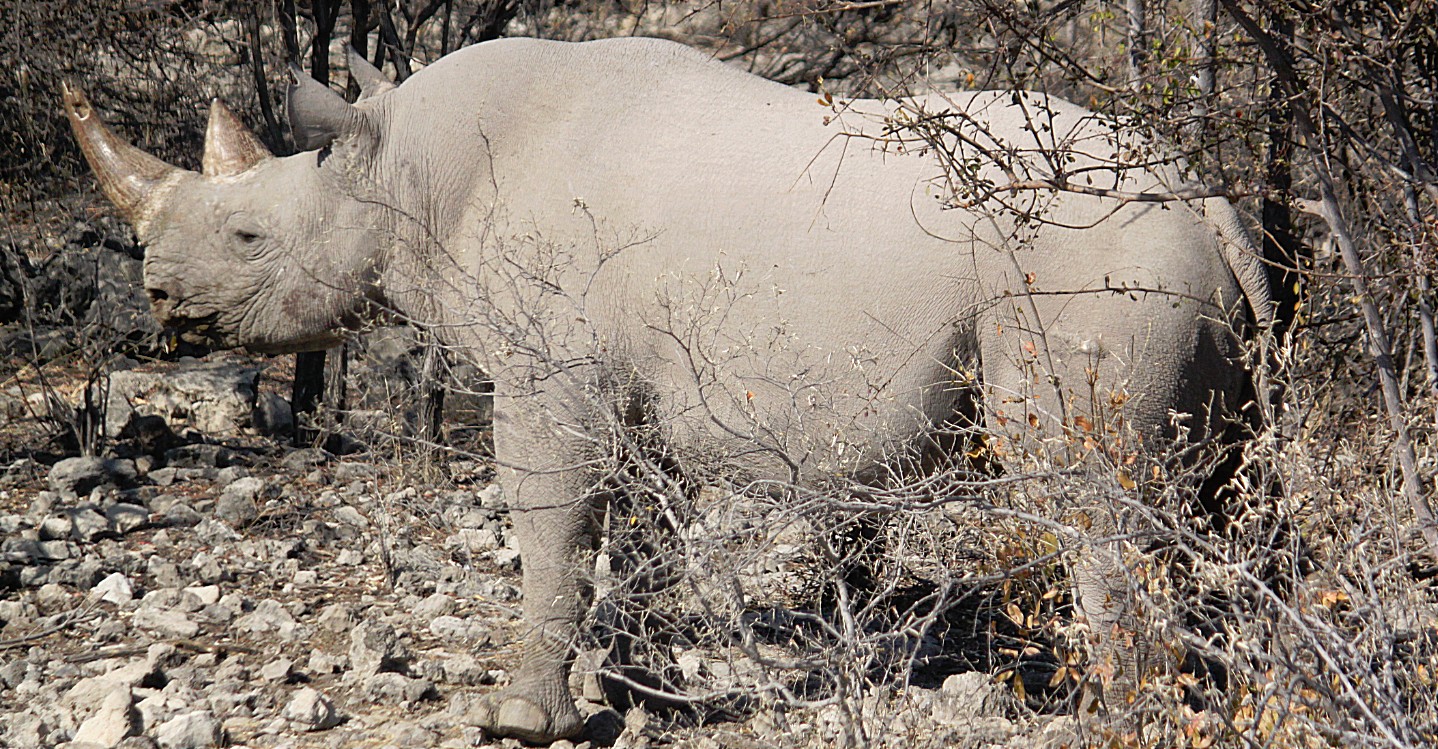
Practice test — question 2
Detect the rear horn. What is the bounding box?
[203,98,273,177]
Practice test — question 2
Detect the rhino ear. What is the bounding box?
[347,46,396,100]
[287,65,369,152]
[203,99,272,177]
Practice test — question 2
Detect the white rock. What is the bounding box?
[411,593,455,620]
[933,672,1020,724]
[72,686,137,747]
[233,598,301,640]
[105,503,150,534]
[258,658,293,682]
[492,548,521,570]
[445,528,500,553]
[70,507,111,541]
[332,505,369,527]
[147,643,178,670]
[362,672,432,703]
[137,683,200,732]
[181,585,221,607]
[132,606,200,639]
[349,621,406,677]
[89,573,134,605]
[429,615,489,642]
[39,515,72,540]
[316,603,355,633]
[106,364,258,436]
[155,710,222,749]
[61,661,156,722]
[476,483,504,507]
[283,687,341,731]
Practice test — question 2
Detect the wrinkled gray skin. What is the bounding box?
[67,37,1271,742]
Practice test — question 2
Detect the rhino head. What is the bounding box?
[61,75,387,354]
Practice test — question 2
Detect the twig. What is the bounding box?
[1222,0,1438,563]
[0,607,92,651]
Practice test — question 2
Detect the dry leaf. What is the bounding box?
[1117,470,1137,490]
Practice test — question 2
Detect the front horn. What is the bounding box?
[203,98,272,177]
[61,81,187,225]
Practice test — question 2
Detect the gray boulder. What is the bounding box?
[47,457,137,496]
[104,363,259,438]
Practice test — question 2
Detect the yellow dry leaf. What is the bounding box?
[1117,470,1137,490]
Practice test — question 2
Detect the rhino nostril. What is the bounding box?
[148,288,170,302]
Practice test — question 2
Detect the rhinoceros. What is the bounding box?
[65,36,1270,741]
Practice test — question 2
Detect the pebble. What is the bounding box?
[258,658,293,683]
[154,710,222,749]
[105,504,150,534]
[349,621,408,677]
[283,687,340,731]
[90,572,135,605]
[132,607,200,639]
[429,615,490,643]
[411,593,454,620]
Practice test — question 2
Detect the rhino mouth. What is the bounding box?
[147,288,227,347]
[162,316,226,349]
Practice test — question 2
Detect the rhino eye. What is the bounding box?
[232,228,264,247]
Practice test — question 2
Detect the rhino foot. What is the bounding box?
[472,690,584,744]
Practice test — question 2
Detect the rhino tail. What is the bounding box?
[1205,197,1275,332]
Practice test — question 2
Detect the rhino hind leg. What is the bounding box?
[590,469,696,715]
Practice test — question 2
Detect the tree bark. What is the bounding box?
[292,350,327,446]
[244,6,283,149]
[1260,8,1301,342]
[1125,0,1146,90]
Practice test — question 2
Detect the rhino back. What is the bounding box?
[369,38,1247,478]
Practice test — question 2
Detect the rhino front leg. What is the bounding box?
[474,388,602,743]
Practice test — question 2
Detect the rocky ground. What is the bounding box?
[0,368,1077,749]
[0,221,1074,748]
